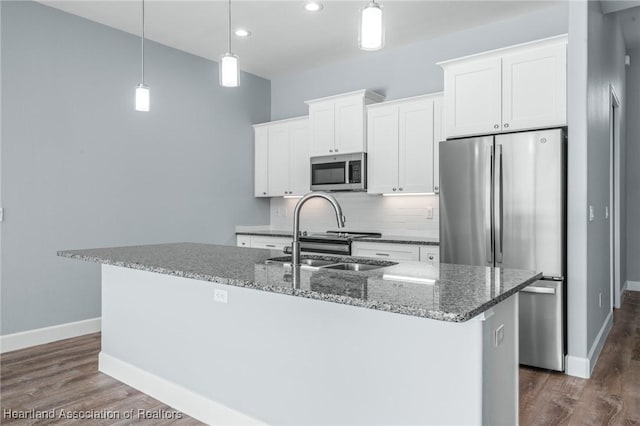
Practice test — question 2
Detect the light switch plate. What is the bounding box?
[426,208,434,219]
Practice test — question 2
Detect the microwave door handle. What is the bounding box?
[345,160,349,184]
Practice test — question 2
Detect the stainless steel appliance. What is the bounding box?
[439,128,566,371]
[310,153,366,191]
[299,231,381,255]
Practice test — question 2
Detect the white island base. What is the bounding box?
[98,265,519,425]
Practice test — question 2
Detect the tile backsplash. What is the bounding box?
[270,193,439,237]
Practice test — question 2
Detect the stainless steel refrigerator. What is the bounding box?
[439,128,566,371]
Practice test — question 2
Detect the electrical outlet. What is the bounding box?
[494,324,505,347]
[214,289,228,304]
[426,208,434,219]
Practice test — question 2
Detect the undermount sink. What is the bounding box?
[322,263,384,271]
[294,259,337,267]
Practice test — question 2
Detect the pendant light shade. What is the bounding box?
[359,1,384,51]
[135,84,150,112]
[220,53,240,87]
[135,0,150,111]
[220,0,240,87]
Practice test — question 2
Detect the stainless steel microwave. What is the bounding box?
[310,152,366,191]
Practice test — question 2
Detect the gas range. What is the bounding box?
[299,231,381,255]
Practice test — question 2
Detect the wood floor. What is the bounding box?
[520,290,640,425]
[1,291,639,425]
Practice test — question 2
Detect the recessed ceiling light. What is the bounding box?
[304,2,323,12]
[234,28,251,37]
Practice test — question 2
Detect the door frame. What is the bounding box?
[609,84,621,309]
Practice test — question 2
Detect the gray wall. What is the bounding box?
[0,1,271,335]
[270,3,569,120]
[567,0,627,364]
[627,47,640,283]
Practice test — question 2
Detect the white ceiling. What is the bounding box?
[38,0,561,79]
[618,6,640,49]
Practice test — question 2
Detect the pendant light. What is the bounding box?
[220,0,240,87]
[359,0,384,51]
[135,0,150,111]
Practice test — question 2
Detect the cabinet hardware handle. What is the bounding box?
[399,187,403,191]
[263,192,267,195]
[504,123,509,128]
[242,242,246,246]
[428,255,434,260]
[392,188,397,191]
[375,253,390,257]
[266,244,276,248]
[329,149,333,153]
[335,149,339,152]
[494,124,499,129]
[434,185,439,192]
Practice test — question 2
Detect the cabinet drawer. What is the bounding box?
[419,246,440,264]
[352,242,420,261]
[250,237,291,250]
[237,235,252,247]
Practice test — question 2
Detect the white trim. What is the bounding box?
[565,355,590,379]
[366,92,443,109]
[99,353,264,426]
[627,280,640,291]
[305,89,385,105]
[565,311,613,379]
[437,34,568,66]
[0,317,101,354]
[252,115,308,128]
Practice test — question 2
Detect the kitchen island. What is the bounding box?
[58,243,540,425]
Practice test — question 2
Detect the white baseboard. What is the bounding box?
[99,352,264,426]
[565,310,613,379]
[627,280,640,291]
[0,317,101,354]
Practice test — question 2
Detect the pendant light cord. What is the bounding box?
[141,0,145,84]
[227,0,232,53]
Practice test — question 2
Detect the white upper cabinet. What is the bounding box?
[306,90,385,156]
[367,105,399,194]
[501,43,567,131]
[399,99,434,194]
[253,117,310,198]
[254,127,269,197]
[367,94,441,195]
[433,96,444,194]
[439,35,567,139]
[289,119,311,196]
[267,124,291,196]
[443,56,502,138]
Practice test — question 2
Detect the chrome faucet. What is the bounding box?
[286,192,346,266]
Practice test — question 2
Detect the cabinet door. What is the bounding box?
[267,124,291,196]
[444,56,502,138]
[352,242,420,261]
[399,99,434,194]
[237,235,251,247]
[254,127,269,197]
[502,43,567,131]
[309,102,335,156]
[367,105,399,194]
[419,246,440,265]
[334,96,365,154]
[289,119,311,196]
[433,96,444,194]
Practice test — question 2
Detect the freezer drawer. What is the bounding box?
[519,279,564,371]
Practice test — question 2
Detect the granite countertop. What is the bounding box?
[235,229,439,246]
[58,243,540,322]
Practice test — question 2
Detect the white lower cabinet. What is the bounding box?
[236,235,291,250]
[351,242,420,262]
[419,246,440,265]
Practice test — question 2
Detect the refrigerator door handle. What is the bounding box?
[486,145,493,264]
[495,144,504,263]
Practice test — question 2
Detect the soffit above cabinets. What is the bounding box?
[37,0,560,79]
